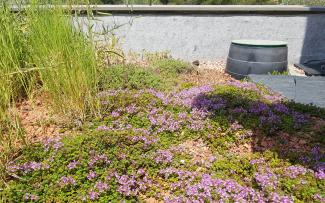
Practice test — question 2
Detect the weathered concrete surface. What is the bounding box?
[15,5,325,13]
[249,75,325,108]
[77,12,325,64]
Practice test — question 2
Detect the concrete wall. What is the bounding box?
[76,6,325,63]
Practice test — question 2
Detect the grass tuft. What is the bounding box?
[27,4,99,119]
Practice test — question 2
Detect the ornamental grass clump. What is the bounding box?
[27,4,99,119]
[0,4,30,186]
[0,2,101,121]
[0,2,103,188]
[0,6,28,116]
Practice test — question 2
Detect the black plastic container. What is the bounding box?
[226,40,288,79]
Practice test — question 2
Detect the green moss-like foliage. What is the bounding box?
[2,83,324,202]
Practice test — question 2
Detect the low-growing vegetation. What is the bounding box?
[0,1,324,203]
[2,81,325,202]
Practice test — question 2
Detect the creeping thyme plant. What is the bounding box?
[2,67,324,202]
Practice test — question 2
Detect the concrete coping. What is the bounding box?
[231,40,288,47]
[10,5,325,14]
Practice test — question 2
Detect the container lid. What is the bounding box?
[232,40,287,47]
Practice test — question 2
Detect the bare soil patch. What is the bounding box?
[177,139,215,167]
[180,68,233,86]
[15,95,69,143]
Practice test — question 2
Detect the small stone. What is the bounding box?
[243,143,250,149]
[192,60,200,66]
[36,100,42,106]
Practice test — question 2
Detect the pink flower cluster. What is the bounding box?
[227,81,283,102]
[58,176,76,187]
[42,137,64,151]
[154,150,173,164]
[115,169,153,196]
[88,151,110,168]
[160,168,292,203]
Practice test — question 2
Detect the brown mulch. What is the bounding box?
[311,117,325,131]
[230,117,325,156]
[144,197,163,203]
[15,95,68,144]
[230,141,254,155]
[173,139,215,168]
[180,68,233,86]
